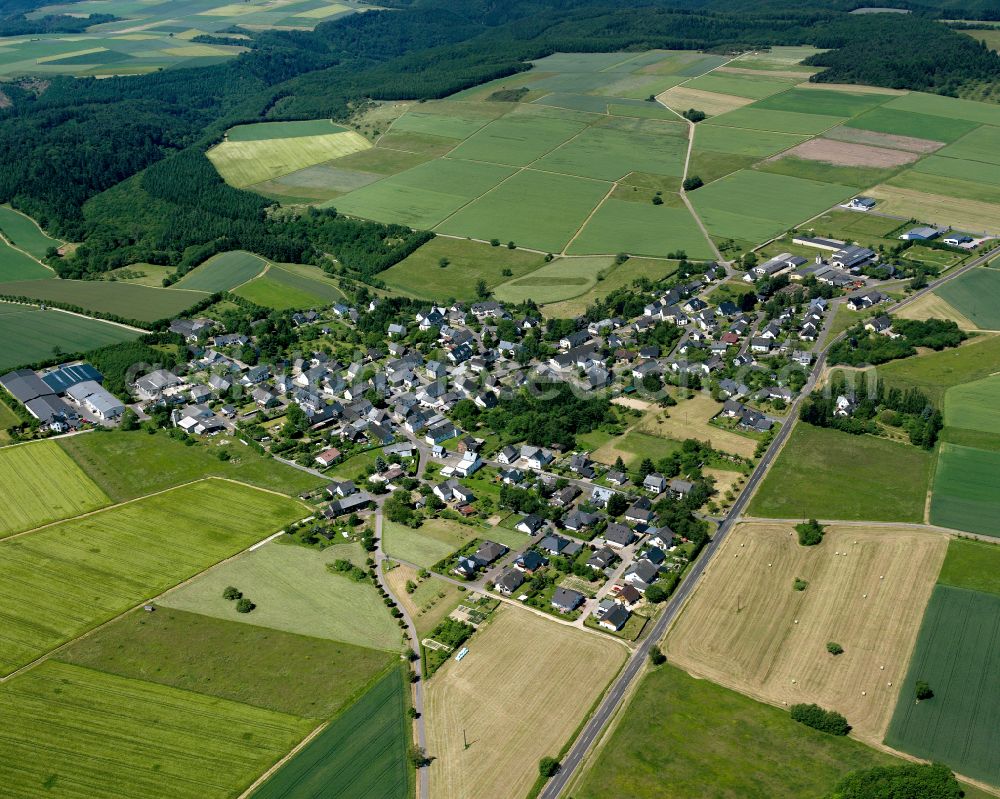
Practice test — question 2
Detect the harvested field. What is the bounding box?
[425,605,624,799]
[772,138,918,168]
[894,291,978,329]
[665,522,947,742]
[656,85,752,117]
[865,184,1000,236]
[822,125,944,153]
[636,394,759,458]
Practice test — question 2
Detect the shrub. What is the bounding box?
[683,108,706,123]
[222,586,242,600]
[649,647,666,665]
[538,757,560,778]
[645,583,668,603]
[793,578,809,591]
[790,703,850,736]
[796,519,825,546]
[235,597,256,613]
[682,176,703,191]
[915,680,934,700]
[651,195,664,205]
[827,642,844,655]
[825,763,961,799]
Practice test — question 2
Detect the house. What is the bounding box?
[326,480,357,499]
[521,446,554,470]
[134,369,182,399]
[455,451,483,477]
[453,557,480,579]
[563,508,599,532]
[624,558,660,590]
[497,445,519,465]
[252,387,278,408]
[643,473,667,494]
[846,289,886,312]
[624,503,655,525]
[494,568,525,596]
[550,485,580,508]
[599,604,631,631]
[899,226,940,241]
[539,534,571,555]
[325,491,372,517]
[847,196,876,211]
[387,323,406,338]
[315,448,341,468]
[604,522,636,549]
[515,550,548,573]
[500,467,526,485]
[606,470,628,486]
[516,513,546,535]
[551,587,585,613]
[831,244,875,270]
[616,584,642,606]
[865,315,894,335]
[65,380,124,420]
[474,540,508,566]
[750,337,771,354]
[669,478,694,498]
[568,452,593,477]
[559,330,590,350]
[590,485,617,507]
[174,404,224,435]
[425,420,459,445]
[587,547,618,571]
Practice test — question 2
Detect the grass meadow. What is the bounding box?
[445,112,587,166]
[755,87,894,117]
[930,444,1000,537]
[0,303,137,370]
[234,275,326,309]
[694,123,808,156]
[705,107,846,135]
[884,91,1000,126]
[383,517,527,569]
[845,107,981,143]
[541,256,678,317]
[885,585,1000,786]
[0,238,53,282]
[175,250,266,292]
[0,661,311,799]
[937,538,1000,596]
[252,666,410,799]
[944,374,1000,435]
[0,479,306,676]
[873,334,1000,406]
[0,279,207,323]
[684,72,798,100]
[385,562,465,637]
[493,255,614,304]
[748,424,932,522]
[0,205,61,260]
[161,541,401,651]
[0,439,109,538]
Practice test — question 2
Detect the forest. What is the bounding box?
[0,13,116,35]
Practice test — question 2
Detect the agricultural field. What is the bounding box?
[930,444,1000,537]
[937,537,1000,596]
[174,250,266,292]
[943,373,1000,436]
[0,661,312,799]
[384,562,465,637]
[885,584,1000,786]
[894,291,978,330]
[382,517,526,569]
[683,72,800,101]
[0,439,109,538]
[748,424,933,522]
[665,522,947,742]
[873,333,1000,405]
[61,606,394,719]
[0,205,62,260]
[161,541,402,651]
[0,478,306,676]
[866,184,1000,235]
[493,256,615,304]
[58,429,326,501]
[540,256,678,317]
[425,605,625,799]
[0,278,207,323]
[380,237,547,301]
[0,238,53,282]
[0,303,138,370]
[636,394,760,458]
[936,267,1000,329]
[252,666,410,799]
[234,261,346,309]
[565,198,714,259]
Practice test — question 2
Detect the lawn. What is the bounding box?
[636,395,760,458]
[61,606,395,719]
[385,562,465,637]
[541,256,678,317]
[567,198,715,259]
[324,447,382,480]
[58,430,326,501]
[0,479,306,676]
[845,106,981,143]
[383,517,527,569]
[936,267,1000,329]
[0,205,61,260]
[0,279,208,323]
[0,304,137,370]
[936,538,1000,596]
[0,237,53,282]
[161,540,402,651]
[930,443,1000,537]
[252,666,410,799]
[426,605,624,799]
[873,334,1000,406]
[493,255,614,304]
[436,168,611,252]
[0,661,312,799]
[574,663,904,799]
[380,237,547,301]
[226,120,348,141]
[0,439,110,538]
[747,423,932,522]
[175,250,266,292]
[884,585,1000,786]
[666,522,947,742]
[591,428,682,471]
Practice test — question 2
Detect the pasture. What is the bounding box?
[0,478,306,676]
[747,424,932,522]
[665,522,947,742]
[567,198,714,259]
[0,238,52,282]
[234,274,326,310]
[637,394,759,458]
[383,517,526,569]
[238,261,345,307]
[0,439,109,538]
[0,205,61,260]
[930,443,1000,537]
[0,303,137,370]
[493,255,614,304]
[425,605,625,799]
[161,541,402,651]
[936,267,1000,328]
[0,661,311,799]
[884,585,1000,786]
[590,429,683,471]
[62,606,394,719]
[541,256,678,317]
[252,666,410,799]
[175,250,266,292]
[385,562,465,637]
[0,279,207,323]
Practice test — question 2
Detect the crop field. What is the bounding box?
[884,91,1000,127]
[936,267,1000,328]
[209,129,372,187]
[937,538,1000,596]
[748,424,932,522]
[930,444,1000,537]
[894,291,978,330]
[0,303,137,370]
[0,205,61,260]
[755,87,894,118]
[885,584,1000,786]
[59,430,325,501]
[234,274,326,309]
[822,124,946,153]
[637,394,759,458]
[944,374,1000,435]
[252,666,409,799]
[683,72,799,100]
[0,660,312,799]
[666,522,947,742]
[694,124,808,156]
[755,155,898,190]
[705,107,846,135]
[935,122,1000,164]
[161,540,401,650]
[245,261,346,304]
[566,198,713,258]
[0,478,306,676]
[493,255,614,304]
[0,278,207,323]
[174,250,266,292]
[226,120,348,141]
[541,256,678,317]
[383,517,526,569]
[447,111,588,166]
[0,238,53,282]
[844,107,979,144]
[656,85,753,117]
[0,439,109,538]
[426,605,624,799]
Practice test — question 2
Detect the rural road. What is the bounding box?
[540,240,995,798]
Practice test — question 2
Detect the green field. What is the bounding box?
[687,150,758,184]
[175,250,267,292]
[910,153,1000,188]
[888,169,1000,207]
[437,169,610,252]
[0,660,311,799]
[161,541,401,651]
[62,606,394,718]
[937,538,1000,596]
[844,107,980,143]
[885,585,1000,786]
[693,124,808,157]
[0,439,110,538]
[380,237,546,301]
[0,302,138,370]
[755,156,897,189]
[944,374,1000,435]
[930,443,1000,537]
[567,198,714,258]
[234,274,326,309]
[936,268,1000,329]
[0,478,305,676]
[935,123,1000,165]
[884,91,1000,126]
[58,430,326,501]
[383,517,527,569]
[0,238,53,282]
[493,255,614,304]
[754,87,894,117]
[874,334,1000,405]
[0,205,62,260]
[591,429,683,469]
[705,107,846,135]
[252,666,409,799]
[575,663,900,799]
[748,423,932,522]
[684,72,798,100]
[0,279,208,323]
[445,111,586,166]
[541,256,678,317]
[226,120,348,141]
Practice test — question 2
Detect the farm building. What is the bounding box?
[899,226,940,241]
